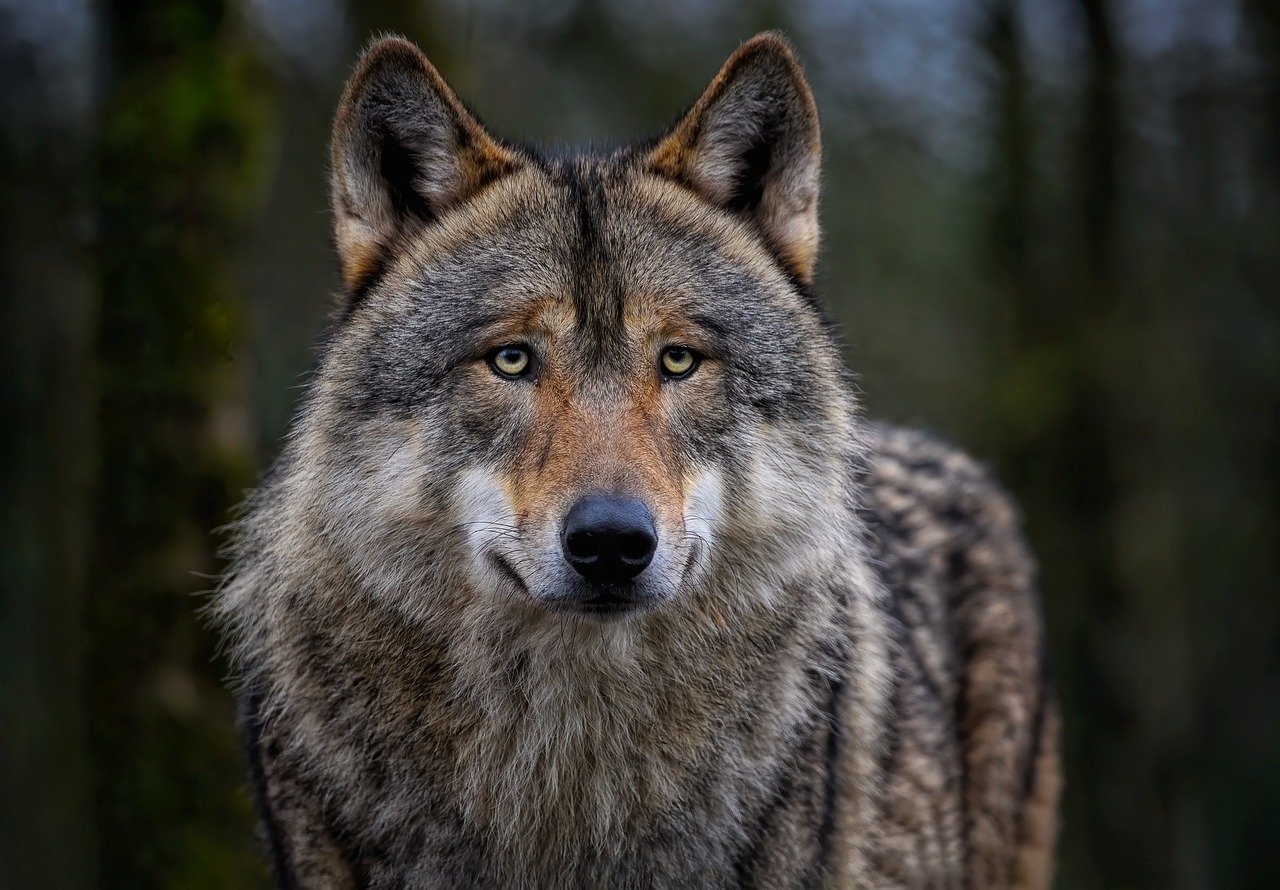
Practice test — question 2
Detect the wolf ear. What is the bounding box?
[647,33,822,284]
[330,37,521,291]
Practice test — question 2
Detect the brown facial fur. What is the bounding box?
[491,294,689,542]
[508,377,685,534]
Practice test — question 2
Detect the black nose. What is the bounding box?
[562,494,658,583]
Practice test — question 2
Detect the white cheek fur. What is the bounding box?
[450,466,517,561]
[684,467,725,549]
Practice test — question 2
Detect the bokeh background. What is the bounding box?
[3,0,1278,886]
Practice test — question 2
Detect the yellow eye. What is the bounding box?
[490,344,532,378]
[660,346,698,379]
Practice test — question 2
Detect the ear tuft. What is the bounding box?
[648,33,822,283]
[330,37,520,292]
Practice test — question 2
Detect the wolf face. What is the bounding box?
[285,35,859,638]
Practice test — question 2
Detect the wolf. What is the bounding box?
[216,32,1059,888]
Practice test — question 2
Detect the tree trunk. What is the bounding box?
[0,6,100,885]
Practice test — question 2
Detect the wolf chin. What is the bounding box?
[216,32,1060,888]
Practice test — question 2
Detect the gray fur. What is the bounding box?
[216,33,1058,889]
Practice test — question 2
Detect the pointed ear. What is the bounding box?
[647,33,822,284]
[330,37,521,291]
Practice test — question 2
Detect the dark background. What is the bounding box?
[3,0,1278,886]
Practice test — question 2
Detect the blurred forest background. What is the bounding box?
[2,0,1278,886]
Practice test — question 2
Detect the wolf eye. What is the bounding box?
[489,344,532,378]
[660,346,699,379]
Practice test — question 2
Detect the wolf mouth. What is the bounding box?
[489,554,529,595]
[574,589,643,615]
[488,541,704,617]
[554,594,648,619]
[488,551,647,616]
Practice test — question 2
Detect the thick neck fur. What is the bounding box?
[235,556,854,862]
[218,393,887,880]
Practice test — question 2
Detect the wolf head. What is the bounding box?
[281,33,861,631]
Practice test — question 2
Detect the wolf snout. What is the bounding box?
[561,494,657,583]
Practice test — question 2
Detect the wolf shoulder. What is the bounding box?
[858,423,1037,609]
[854,424,1056,886]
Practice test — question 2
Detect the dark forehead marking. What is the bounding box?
[544,151,838,360]
[551,157,628,366]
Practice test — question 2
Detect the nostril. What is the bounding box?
[562,494,658,582]
[564,529,600,563]
[618,530,656,564]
